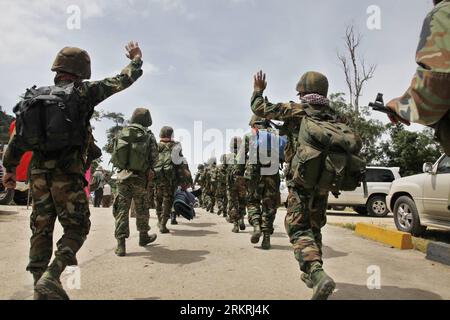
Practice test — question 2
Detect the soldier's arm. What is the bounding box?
[251,91,308,121]
[235,135,249,176]
[387,4,450,126]
[148,131,159,170]
[3,134,26,174]
[81,57,143,109]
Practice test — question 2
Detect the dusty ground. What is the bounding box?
[1,205,449,300]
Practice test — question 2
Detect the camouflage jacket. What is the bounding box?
[194,168,205,186]
[154,141,192,186]
[388,0,450,126]
[3,58,144,175]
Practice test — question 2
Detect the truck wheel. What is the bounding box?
[354,206,368,215]
[393,196,426,236]
[367,195,389,217]
[0,189,15,205]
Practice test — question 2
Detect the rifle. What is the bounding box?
[369,93,398,116]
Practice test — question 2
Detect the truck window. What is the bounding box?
[366,169,395,183]
[437,156,450,174]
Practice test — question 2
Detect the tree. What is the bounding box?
[337,25,377,113]
[98,111,126,154]
[379,124,442,176]
[329,93,384,165]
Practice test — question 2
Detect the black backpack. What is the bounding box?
[13,84,85,152]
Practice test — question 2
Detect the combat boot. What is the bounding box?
[261,233,271,250]
[171,213,178,225]
[115,238,126,257]
[301,273,313,289]
[232,222,240,233]
[239,218,246,231]
[32,272,43,286]
[139,232,157,247]
[251,224,262,244]
[309,263,336,300]
[34,269,69,300]
[159,218,170,234]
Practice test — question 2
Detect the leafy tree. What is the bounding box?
[329,93,384,164]
[379,124,442,176]
[97,111,126,154]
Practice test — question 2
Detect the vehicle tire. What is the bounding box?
[354,206,368,215]
[393,196,426,236]
[367,195,389,217]
[332,205,346,211]
[13,190,30,206]
[0,189,15,205]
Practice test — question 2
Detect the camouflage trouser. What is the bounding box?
[130,183,155,218]
[433,111,450,156]
[227,176,247,223]
[113,176,150,240]
[155,181,176,222]
[246,174,280,234]
[285,186,328,274]
[205,185,216,211]
[27,172,91,275]
[215,183,227,215]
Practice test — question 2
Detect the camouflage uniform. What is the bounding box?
[193,165,205,207]
[251,71,336,299]
[237,117,281,249]
[226,138,247,232]
[388,0,450,155]
[204,159,217,213]
[154,127,192,233]
[3,48,143,299]
[112,108,159,254]
[214,156,228,217]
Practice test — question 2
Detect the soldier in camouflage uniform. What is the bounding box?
[154,126,192,233]
[387,0,450,156]
[2,42,144,299]
[250,70,337,300]
[204,158,217,213]
[113,108,159,257]
[237,115,281,250]
[214,155,229,217]
[226,137,247,233]
[194,164,205,207]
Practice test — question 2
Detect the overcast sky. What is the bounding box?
[0,0,434,169]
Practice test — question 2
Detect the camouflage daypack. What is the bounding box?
[111,124,151,172]
[13,84,86,152]
[154,143,176,181]
[290,108,366,194]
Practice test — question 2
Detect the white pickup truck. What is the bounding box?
[327,167,401,217]
[387,154,450,236]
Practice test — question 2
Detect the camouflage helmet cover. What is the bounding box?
[197,164,205,170]
[160,126,174,139]
[296,71,329,96]
[51,47,91,80]
[131,108,153,127]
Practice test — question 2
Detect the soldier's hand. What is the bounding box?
[386,100,411,126]
[180,184,190,191]
[3,172,16,190]
[254,70,267,92]
[125,41,142,60]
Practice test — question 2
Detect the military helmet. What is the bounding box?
[160,126,174,139]
[51,47,91,80]
[131,108,152,127]
[197,164,205,170]
[296,71,329,97]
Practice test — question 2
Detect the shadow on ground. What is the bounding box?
[330,283,442,300]
[179,222,217,228]
[171,229,218,237]
[127,245,210,265]
[323,246,348,259]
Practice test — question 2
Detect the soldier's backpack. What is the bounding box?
[290,107,366,194]
[111,124,151,172]
[13,84,85,152]
[153,143,176,181]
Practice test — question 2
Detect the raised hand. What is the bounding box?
[253,70,267,92]
[125,41,142,60]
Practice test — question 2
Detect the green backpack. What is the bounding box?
[290,108,366,194]
[154,143,176,181]
[111,124,151,172]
